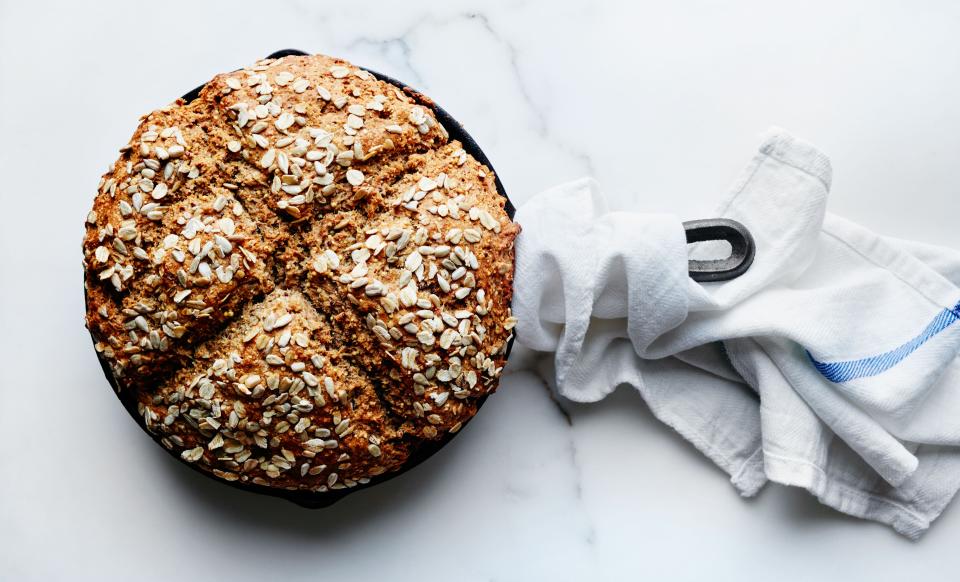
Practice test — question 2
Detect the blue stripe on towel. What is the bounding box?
[808,300,960,383]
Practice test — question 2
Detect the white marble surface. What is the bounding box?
[3,0,960,579]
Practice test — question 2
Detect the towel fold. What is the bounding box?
[512,128,960,538]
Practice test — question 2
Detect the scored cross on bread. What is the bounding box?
[83,54,518,494]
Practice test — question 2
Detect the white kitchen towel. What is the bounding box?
[513,128,960,538]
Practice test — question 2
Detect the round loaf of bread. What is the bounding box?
[82,53,518,498]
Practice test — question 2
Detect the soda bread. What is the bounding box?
[83,54,518,495]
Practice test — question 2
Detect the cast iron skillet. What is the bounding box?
[93,49,755,509]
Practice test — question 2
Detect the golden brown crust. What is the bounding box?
[83,53,517,494]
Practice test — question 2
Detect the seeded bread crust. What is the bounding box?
[83,54,518,494]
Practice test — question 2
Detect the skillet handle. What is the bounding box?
[683,218,756,282]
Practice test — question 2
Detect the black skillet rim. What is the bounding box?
[90,49,516,508]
